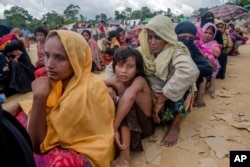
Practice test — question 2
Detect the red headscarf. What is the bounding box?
[0,34,20,52]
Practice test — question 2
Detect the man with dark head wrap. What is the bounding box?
[175,21,213,107]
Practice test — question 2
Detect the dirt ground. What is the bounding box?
[2,41,250,167]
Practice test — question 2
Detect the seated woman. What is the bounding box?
[7,30,115,167]
[175,21,213,107]
[195,23,221,97]
[215,19,233,56]
[81,29,104,74]
[0,33,35,97]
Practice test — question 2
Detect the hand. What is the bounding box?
[32,76,51,98]
[114,130,128,150]
[153,104,163,123]
[153,93,167,123]
[9,54,21,62]
[107,87,117,102]
[102,38,111,46]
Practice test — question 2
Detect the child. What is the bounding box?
[34,26,48,78]
[104,46,155,167]
[7,30,115,167]
[228,23,243,56]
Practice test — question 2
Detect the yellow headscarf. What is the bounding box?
[139,15,190,81]
[214,19,226,30]
[38,30,114,167]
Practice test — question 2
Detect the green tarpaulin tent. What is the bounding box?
[143,18,152,23]
[244,4,250,10]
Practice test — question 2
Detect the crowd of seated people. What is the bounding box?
[0,13,249,167]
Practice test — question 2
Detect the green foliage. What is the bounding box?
[63,4,80,20]
[95,13,108,24]
[42,11,64,29]
[192,7,209,16]
[3,6,32,28]
[2,3,237,31]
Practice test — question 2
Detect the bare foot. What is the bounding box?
[111,155,130,167]
[160,125,180,147]
[207,83,215,99]
[194,96,206,107]
[194,91,206,107]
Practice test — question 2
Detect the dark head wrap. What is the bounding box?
[108,30,118,41]
[0,25,12,38]
[175,21,197,47]
[175,22,213,85]
[175,21,197,36]
[201,12,214,28]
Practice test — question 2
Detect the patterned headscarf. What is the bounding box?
[139,15,190,81]
[0,34,22,53]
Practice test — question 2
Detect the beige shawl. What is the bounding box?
[139,15,190,81]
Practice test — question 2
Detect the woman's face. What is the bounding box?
[216,23,225,32]
[45,35,74,87]
[82,31,90,41]
[147,29,167,56]
[202,27,215,43]
[178,33,195,41]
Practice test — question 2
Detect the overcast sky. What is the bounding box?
[0,0,226,20]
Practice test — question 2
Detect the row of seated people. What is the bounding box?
[0,13,247,166]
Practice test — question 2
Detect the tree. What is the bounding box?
[114,10,121,20]
[95,13,108,24]
[125,7,132,19]
[166,8,173,17]
[140,7,154,20]
[131,10,141,19]
[193,7,209,16]
[42,11,64,29]
[63,4,80,20]
[3,6,33,28]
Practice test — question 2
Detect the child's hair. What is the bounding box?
[108,30,118,41]
[116,27,125,35]
[34,26,48,37]
[112,46,146,78]
[228,23,235,30]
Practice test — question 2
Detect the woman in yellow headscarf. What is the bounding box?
[10,30,115,167]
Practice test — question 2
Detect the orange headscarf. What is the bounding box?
[21,30,115,167]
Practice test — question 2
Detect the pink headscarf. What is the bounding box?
[195,22,220,63]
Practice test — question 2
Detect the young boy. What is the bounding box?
[104,46,155,167]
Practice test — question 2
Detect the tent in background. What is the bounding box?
[143,18,152,24]
[244,4,250,10]
[126,19,141,26]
